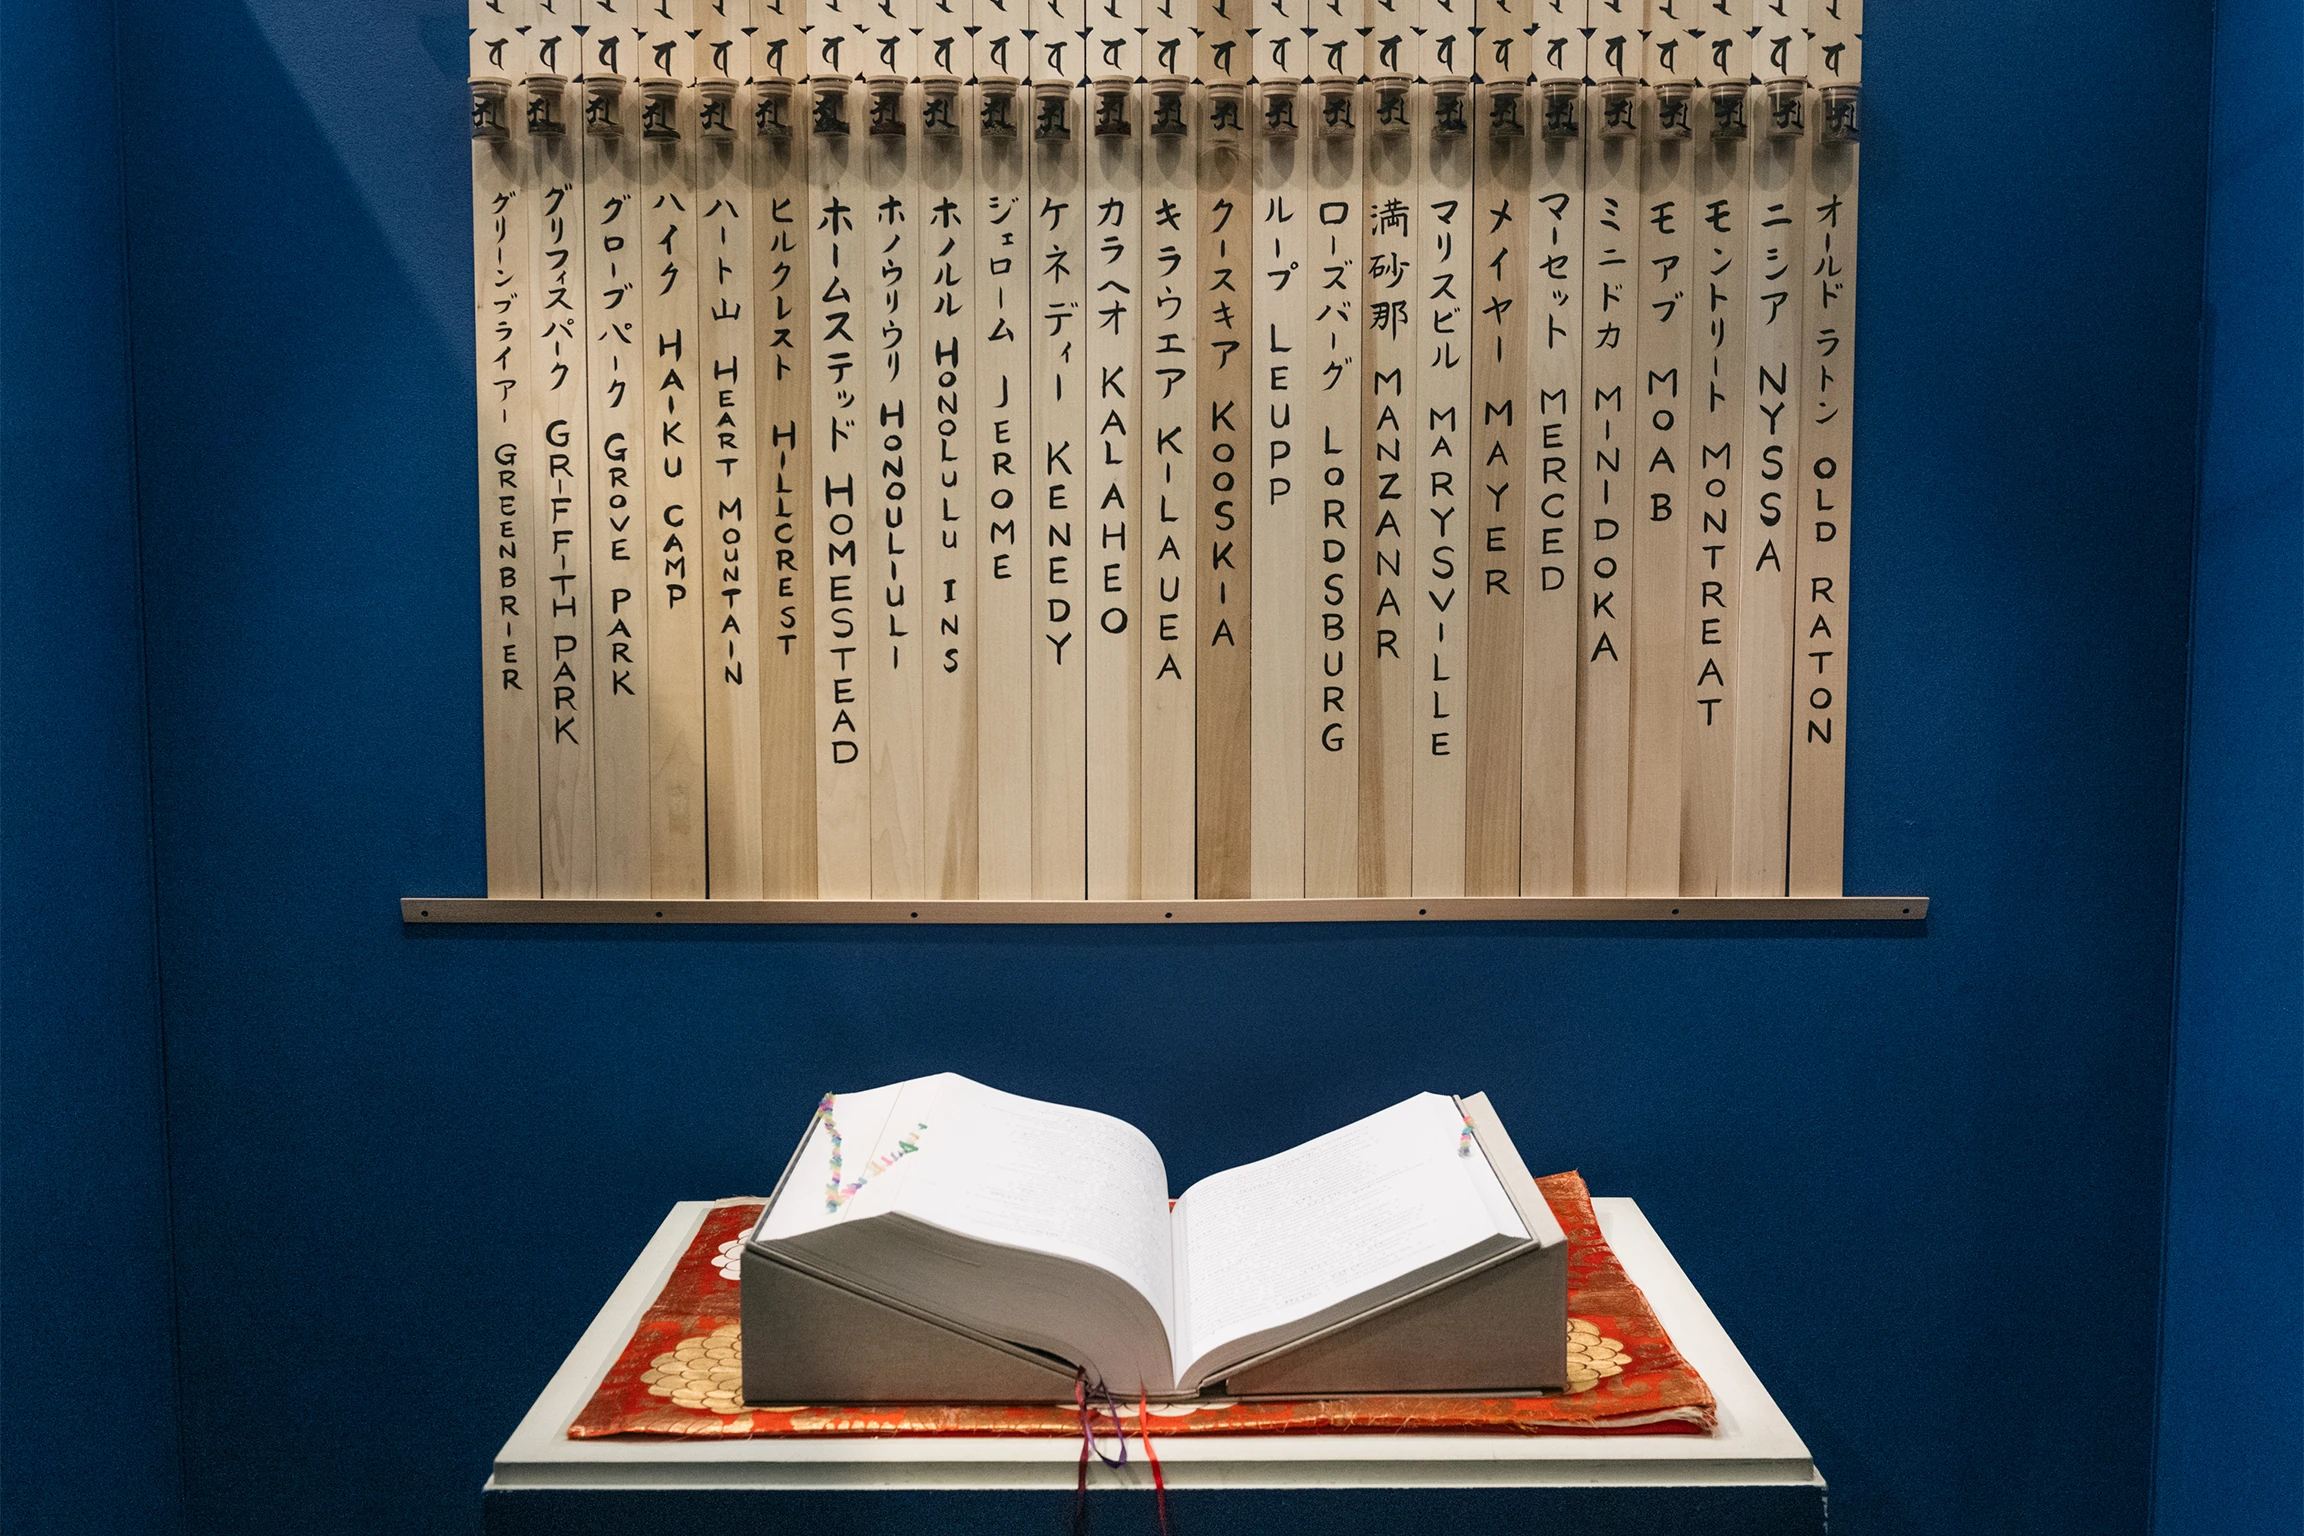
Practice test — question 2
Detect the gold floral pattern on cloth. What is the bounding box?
[568,1174,1716,1438]
[641,1324,747,1414]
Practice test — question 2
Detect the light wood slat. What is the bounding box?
[921,84,981,896]
[1788,2,1857,896]
[582,47,653,897]
[1029,60,1089,897]
[1576,37,1636,895]
[1411,50,1471,897]
[864,81,928,897]
[1249,72,1308,896]
[1679,5,1750,898]
[753,10,818,897]
[1467,83,1528,895]
[524,23,599,899]
[1626,57,1692,897]
[1521,8,1583,895]
[1729,2,1808,897]
[1085,76,1146,897]
[807,69,874,896]
[472,7,544,898]
[1304,86,1362,897]
[1194,20,1253,897]
[1357,58,1414,895]
[973,63,1035,898]
[697,23,764,895]
[641,10,709,896]
[406,893,1927,922]
[1139,73,1199,898]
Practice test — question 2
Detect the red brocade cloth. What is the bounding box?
[567,1171,1715,1438]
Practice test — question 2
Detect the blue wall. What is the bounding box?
[2152,0,2304,1531]
[0,0,188,1532]
[0,0,2250,1531]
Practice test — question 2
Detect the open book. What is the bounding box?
[747,1074,1562,1397]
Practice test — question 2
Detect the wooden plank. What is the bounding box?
[1357,30,1414,895]
[1467,73,1529,895]
[1303,43,1363,898]
[407,892,1930,922]
[1195,6,1254,896]
[1084,11,1145,897]
[863,30,927,898]
[1249,41,1308,897]
[698,0,764,895]
[973,20,1035,896]
[1576,1,1636,895]
[640,2,708,896]
[1626,11,1693,897]
[524,8,598,898]
[752,0,818,896]
[807,42,873,897]
[1728,0,1806,896]
[1788,0,1857,896]
[582,21,652,897]
[1029,12,1089,897]
[1139,49,1199,898]
[1679,1,1748,897]
[1520,3,1583,894]
[920,60,981,897]
[471,1,543,897]
[1412,7,1471,897]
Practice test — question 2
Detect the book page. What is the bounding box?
[1170,1093,1527,1381]
[757,1074,1177,1342]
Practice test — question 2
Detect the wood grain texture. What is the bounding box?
[755,83,819,897]
[1194,92,1253,897]
[1575,91,1634,896]
[974,97,1034,897]
[1521,123,1581,895]
[473,71,543,897]
[1249,86,1307,896]
[1140,85,1199,898]
[1790,67,1856,896]
[921,98,980,897]
[1411,82,1470,896]
[1304,102,1362,897]
[586,73,653,898]
[1086,85,1146,898]
[1626,86,1690,898]
[1358,81,1414,896]
[1029,96,1088,898]
[1467,91,1527,896]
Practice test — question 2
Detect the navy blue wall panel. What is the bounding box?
[114,4,2207,1535]
[0,0,187,1531]
[2152,0,2304,1531]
